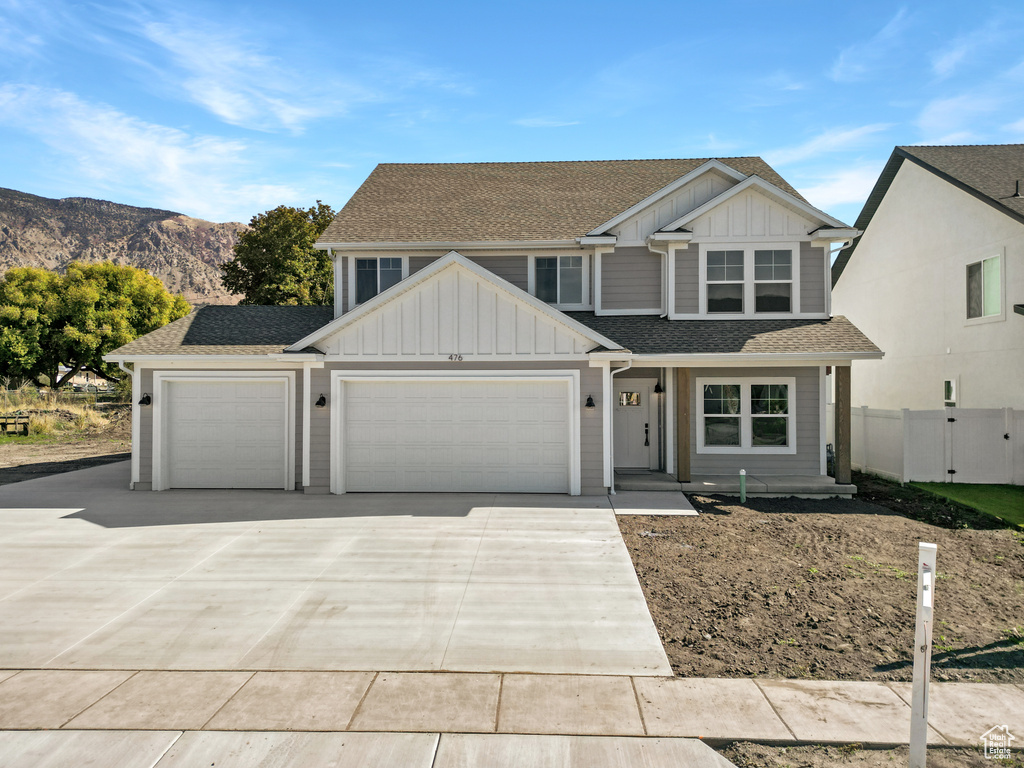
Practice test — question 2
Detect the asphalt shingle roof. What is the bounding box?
[319,158,805,244]
[107,305,334,356]
[833,144,1024,284]
[564,313,881,356]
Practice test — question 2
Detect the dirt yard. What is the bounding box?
[618,473,1024,683]
[718,742,1022,768]
[0,406,131,485]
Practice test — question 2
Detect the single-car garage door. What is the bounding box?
[341,379,570,493]
[163,378,291,489]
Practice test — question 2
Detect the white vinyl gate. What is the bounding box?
[847,406,1021,484]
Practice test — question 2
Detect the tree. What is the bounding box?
[220,201,336,305]
[0,262,190,389]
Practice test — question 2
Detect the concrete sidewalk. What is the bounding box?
[0,668,1020,749]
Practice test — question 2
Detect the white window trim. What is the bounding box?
[694,243,802,319]
[330,369,581,496]
[347,255,409,311]
[528,254,593,310]
[696,376,797,455]
[151,370,296,492]
[965,251,1005,326]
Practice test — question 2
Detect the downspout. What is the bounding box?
[827,239,854,316]
[647,241,670,318]
[608,359,633,495]
[117,361,139,490]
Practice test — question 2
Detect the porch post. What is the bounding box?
[835,365,852,484]
[676,368,691,482]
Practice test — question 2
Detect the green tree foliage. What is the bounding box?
[221,201,336,305]
[0,262,190,388]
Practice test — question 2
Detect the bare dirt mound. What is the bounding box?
[618,482,1024,683]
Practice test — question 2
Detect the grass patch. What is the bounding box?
[910,483,1024,528]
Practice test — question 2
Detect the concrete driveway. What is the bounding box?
[0,462,670,676]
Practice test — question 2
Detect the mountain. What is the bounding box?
[0,187,245,305]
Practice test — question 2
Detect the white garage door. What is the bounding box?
[164,379,290,489]
[342,379,570,493]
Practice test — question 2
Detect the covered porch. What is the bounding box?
[575,314,880,498]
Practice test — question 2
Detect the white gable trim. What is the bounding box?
[663,176,846,232]
[287,250,621,353]
[586,160,748,236]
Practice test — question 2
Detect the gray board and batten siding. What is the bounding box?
[674,243,700,315]
[690,366,821,476]
[799,243,826,314]
[600,247,662,311]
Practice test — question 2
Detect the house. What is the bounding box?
[104,158,880,495]
[832,144,1024,411]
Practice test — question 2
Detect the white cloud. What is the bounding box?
[797,166,884,210]
[139,22,371,134]
[830,8,911,82]
[0,84,297,221]
[513,117,580,128]
[1003,117,1024,135]
[931,18,1011,79]
[765,124,892,167]
[916,93,1000,143]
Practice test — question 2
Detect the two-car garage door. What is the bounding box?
[341,379,571,493]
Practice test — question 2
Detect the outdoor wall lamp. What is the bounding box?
[585,395,596,410]
[138,393,151,406]
[315,394,327,408]
[654,381,663,394]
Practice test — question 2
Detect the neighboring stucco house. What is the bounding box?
[832,144,1024,411]
[106,158,880,495]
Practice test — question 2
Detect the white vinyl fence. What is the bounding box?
[832,406,1023,485]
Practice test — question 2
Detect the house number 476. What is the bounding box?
[448,354,463,362]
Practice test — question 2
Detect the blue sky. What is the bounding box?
[2,1,1023,226]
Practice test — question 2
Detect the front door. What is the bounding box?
[614,379,658,469]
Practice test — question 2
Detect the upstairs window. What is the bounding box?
[966,255,1000,319]
[534,255,586,306]
[356,257,403,304]
[753,250,792,312]
[706,250,744,313]
[699,244,802,317]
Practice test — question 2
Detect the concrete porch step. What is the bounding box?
[615,472,856,498]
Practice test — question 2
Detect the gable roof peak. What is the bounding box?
[833,143,1024,286]
[320,156,803,246]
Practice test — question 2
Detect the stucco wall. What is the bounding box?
[832,161,1024,409]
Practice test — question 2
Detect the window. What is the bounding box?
[943,379,956,408]
[533,255,587,306]
[356,257,403,304]
[699,244,801,316]
[618,392,641,406]
[754,250,792,312]
[697,378,796,453]
[967,255,1000,319]
[706,250,744,313]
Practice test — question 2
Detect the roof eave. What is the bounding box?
[588,350,884,364]
[316,239,581,252]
